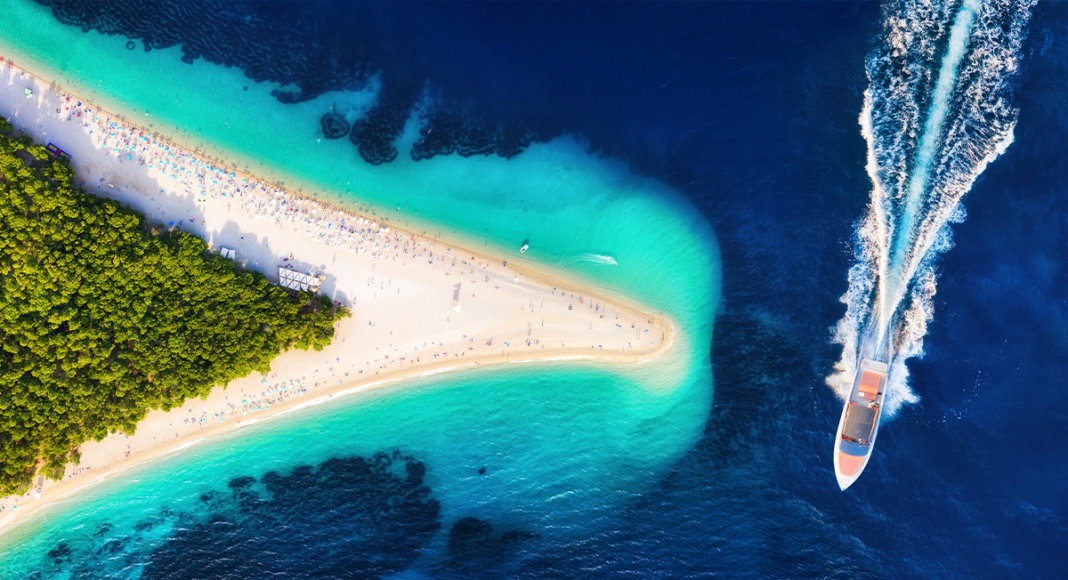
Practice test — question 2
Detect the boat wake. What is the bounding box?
[828,0,1034,418]
[575,253,619,266]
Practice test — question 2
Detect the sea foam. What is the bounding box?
[829,0,1034,417]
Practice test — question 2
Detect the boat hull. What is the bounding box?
[833,359,889,490]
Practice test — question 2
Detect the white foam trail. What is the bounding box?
[882,0,977,335]
[575,253,618,266]
[829,0,1034,417]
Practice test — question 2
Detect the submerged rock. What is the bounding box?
[447,516,537,563]
[42,1,561,164]
[138,450,440,580]
[349,75,422,165]
[46,542,71,565]
[320,112,350,139]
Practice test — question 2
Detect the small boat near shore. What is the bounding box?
[520,243,529,253]
[833,358,888,490]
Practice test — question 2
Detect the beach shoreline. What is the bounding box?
[0,54,679,536]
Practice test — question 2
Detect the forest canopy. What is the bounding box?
[0,116,349,496]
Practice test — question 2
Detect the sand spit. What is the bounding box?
[0,57,675,533]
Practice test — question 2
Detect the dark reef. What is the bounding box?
[36,450,441,580]
[348,74,422,165]
[320,112,351,139]
[38,0,556,166]
[45,543,71,566]
[144,451,441,579]
[411,107,556,162]
[447,516,536,563]
[38,0,373,102]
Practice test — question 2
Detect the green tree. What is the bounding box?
[0,117,349,495]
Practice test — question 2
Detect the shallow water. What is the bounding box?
[2,1,1067,578]
[0,1,719,577]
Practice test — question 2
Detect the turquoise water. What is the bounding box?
[0,0,719,571]
[1,364,710,569]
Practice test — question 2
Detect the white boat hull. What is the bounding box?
[833,359,889,490]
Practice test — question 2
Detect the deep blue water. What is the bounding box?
[17,1,1068,577]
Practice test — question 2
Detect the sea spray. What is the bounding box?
[829,0,1034,417]
[575,253,619,266]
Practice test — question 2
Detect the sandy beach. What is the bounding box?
[0,58,676,533]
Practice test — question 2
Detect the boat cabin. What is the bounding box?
[842,403,878,445]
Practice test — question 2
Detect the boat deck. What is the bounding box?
[850,370,883,403]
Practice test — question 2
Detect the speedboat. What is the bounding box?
[833,358,889,490]
[520,243,529,253]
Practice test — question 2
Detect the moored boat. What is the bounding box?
[833,358,889,490]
